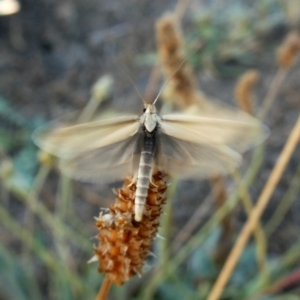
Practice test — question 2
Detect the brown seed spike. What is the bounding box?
[234,70,260,114]
[156,13,207,109]
[277,31,300,68]
[94,171,168,285]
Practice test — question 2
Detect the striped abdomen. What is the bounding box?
[134,134,155,221]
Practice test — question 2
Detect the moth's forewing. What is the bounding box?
[60,131,143,183]
[33,115,140,159]
[155,131,241,179]
[161,101,268,153]
[157,102,268,179]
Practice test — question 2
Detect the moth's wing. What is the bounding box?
[60,130,143,183]
[155,131,241,179]
[161,112,268,152]
[33,115,140,159]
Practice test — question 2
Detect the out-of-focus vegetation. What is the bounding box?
[0,0,300,299]
[188,0,300,74]
[139,0,300,76]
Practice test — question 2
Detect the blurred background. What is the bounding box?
[0,0,300,299]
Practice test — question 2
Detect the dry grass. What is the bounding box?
[207,115,300,300]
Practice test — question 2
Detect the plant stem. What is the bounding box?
[207,115,300,300]
[96,276,112,300]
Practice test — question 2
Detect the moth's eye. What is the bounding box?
[143,108,146,113]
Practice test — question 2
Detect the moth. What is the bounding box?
[33,94,268,222]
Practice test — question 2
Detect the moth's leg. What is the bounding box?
[150,178,158,187]
[149,165,158,187]
[127,156,139,187]
[127,172,138,187]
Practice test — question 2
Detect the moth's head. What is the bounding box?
[143,103,157,114]
[142,103,158,132]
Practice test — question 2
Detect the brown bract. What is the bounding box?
[94,171,167,285]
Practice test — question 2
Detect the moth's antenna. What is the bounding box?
[153,57,187,105]
[120,66,147,105]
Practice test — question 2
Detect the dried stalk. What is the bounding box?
[258,31,300,120]
[207,115,300,300]
[96,276,113,300]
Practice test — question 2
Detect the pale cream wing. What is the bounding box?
[155,132,241,179]
[60,131,143,183]
[161,113,268,152]
[33,115,140,159]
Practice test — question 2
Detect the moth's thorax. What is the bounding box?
[141,104,160,132]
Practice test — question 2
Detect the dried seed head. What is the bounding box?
[37,150,56,168]
[234,70,260,114]
[277,31,300,68]
[156,13,207,109]
[92,75,114,103]
[93,171,168,285]
[0,159,14,180]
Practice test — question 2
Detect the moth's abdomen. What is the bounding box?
[135,135,155,221]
